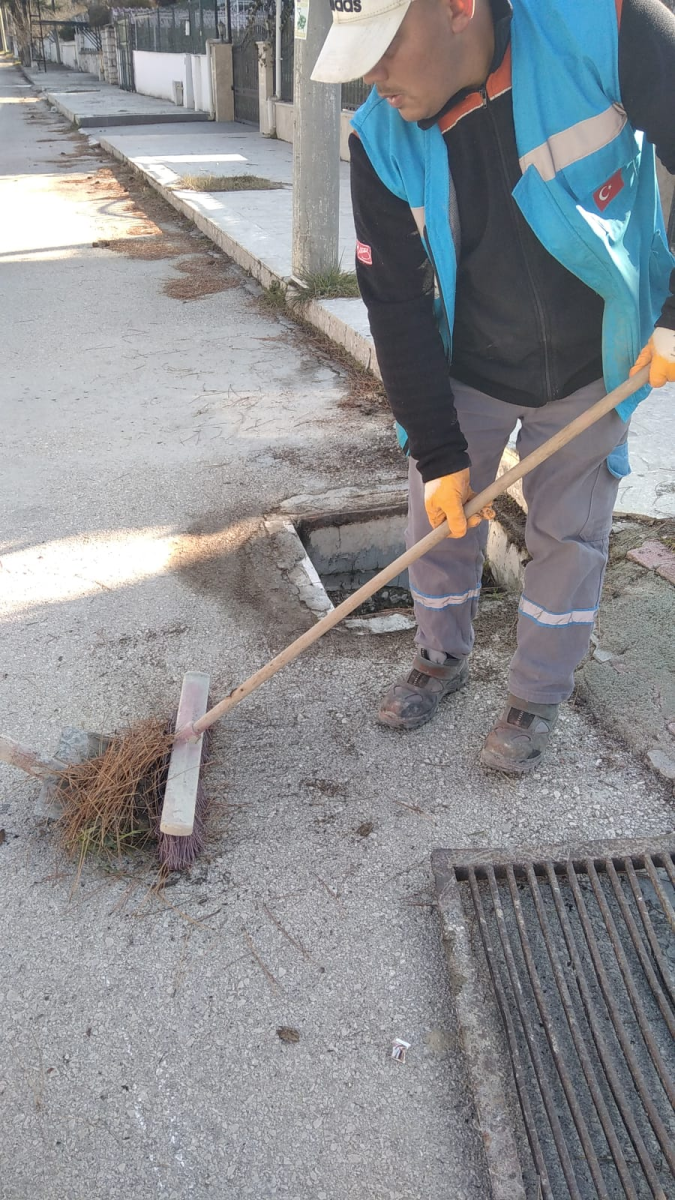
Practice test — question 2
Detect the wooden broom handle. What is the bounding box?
[0,735,67,778]
[189,368,647,737]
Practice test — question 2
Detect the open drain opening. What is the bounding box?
[297,507,506,620]
[327,568,505,616]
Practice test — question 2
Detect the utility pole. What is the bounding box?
[291,0,341,279]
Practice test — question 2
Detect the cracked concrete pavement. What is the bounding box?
[2,60,674,1200]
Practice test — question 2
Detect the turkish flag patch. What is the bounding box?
[593,168,624,212]
[356,240,373,266]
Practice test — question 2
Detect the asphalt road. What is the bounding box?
[2,58,673,1200]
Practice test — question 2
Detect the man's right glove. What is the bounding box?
[630,327,675,388]
[424,468,495,539]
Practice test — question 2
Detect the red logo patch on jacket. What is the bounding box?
[356,240,373,266]
[593,168,624,212]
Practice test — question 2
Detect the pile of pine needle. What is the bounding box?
[53,719,206,872]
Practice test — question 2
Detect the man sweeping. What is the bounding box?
[311,0,675,772]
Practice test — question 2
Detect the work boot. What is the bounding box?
[378,649,469,731]
[480,695,559,774]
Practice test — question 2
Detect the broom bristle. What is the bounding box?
[54,718,208,871]
[156,724,211,871]
[156,778,207,871]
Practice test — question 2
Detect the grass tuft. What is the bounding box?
[294,267,360,303]
[259,279,288,312]
[176,173,285,192]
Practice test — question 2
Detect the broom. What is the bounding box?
[0,369,647,870]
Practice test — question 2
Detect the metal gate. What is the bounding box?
[232,23,266,124]
[116,17,135,93]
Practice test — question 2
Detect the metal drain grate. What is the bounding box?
[432,838,675,1200]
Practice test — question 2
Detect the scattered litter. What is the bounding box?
[391,1038,410,1063]
[277,1026,300,1044]
[592,647,614,664]
[356,821,374,838]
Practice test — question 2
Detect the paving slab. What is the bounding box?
[615,383,675,518]
[23,65,208,126]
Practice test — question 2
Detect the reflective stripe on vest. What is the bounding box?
[519,104,628,183]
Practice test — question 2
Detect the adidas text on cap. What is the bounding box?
[311,0,413,84]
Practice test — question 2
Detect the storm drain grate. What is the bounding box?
[432,838,675,1200]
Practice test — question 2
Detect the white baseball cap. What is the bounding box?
[311,0,413,84]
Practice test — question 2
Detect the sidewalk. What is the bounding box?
[23,65,209,126]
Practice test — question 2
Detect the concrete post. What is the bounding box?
[291,1,341,278]
[256,41,275,136]
[207,39,234,123]
[100,25,117,85]
[183,53,194,109]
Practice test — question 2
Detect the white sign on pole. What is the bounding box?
[294,0,309,40]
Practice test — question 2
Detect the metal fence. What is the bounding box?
[116,14,135,90]
[113,0,371,112]
[279,18,293,102]
[340,78,370,111]
[129,1,226,56]
[232,19,267,123]
[276,30,369,110]
[75,22,102,51]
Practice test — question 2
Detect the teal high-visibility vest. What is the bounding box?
[351,0,675,477]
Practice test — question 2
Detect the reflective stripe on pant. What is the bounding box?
[406,377,626,703]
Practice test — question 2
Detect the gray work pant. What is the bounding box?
[407,378,627,703]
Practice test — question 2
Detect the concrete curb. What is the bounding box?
[56,104,209,129]
[21,67,209,128]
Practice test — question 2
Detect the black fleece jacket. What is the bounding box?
[350,0,675,482]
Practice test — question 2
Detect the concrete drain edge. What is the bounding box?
[266,483,528,635]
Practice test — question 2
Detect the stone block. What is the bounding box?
[626,540,675,585]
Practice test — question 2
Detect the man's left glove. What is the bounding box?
[630,327,675,388]
[424,468,495,539]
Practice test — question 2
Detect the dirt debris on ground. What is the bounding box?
[51,157,240,294]
[258,283,388,415]
[162,254,238,301]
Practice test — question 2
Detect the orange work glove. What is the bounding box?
[424,468,495,539]
[630,327,675,388]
